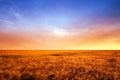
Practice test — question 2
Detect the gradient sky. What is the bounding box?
[0,0,120,50]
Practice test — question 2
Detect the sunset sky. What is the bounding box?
[0,0,120,50]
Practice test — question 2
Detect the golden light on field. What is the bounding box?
[0,50,120,79]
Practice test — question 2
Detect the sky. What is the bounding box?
[0,0,120,50]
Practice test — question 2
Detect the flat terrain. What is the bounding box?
[0,50,120,80]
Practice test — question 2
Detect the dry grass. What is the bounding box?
[0,50,120,80]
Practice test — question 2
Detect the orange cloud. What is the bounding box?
[0,23,120,50]
[69,24,120,49]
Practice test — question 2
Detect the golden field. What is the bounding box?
[0,50,120,80]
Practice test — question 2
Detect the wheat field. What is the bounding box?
[0,50,120,80]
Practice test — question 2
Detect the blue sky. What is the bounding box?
[0,0,120,49]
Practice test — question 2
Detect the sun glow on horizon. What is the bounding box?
[53,28,69,36]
